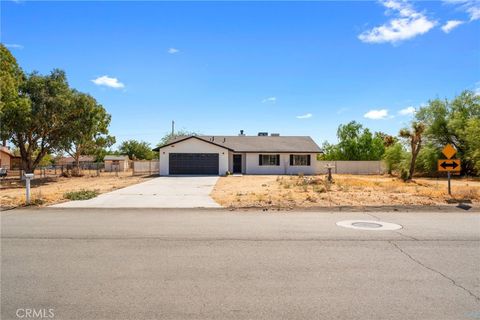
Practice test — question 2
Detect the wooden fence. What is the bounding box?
[132,160,159,175]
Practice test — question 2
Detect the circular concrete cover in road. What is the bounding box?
[336,220,402,231]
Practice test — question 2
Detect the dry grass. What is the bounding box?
[211,174,480,208]
[1,172,153,207]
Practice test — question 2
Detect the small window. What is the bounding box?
[259,154,280,166]
[290,155,311,166]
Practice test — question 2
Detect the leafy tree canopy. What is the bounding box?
[321,121,385,160]
[157,130,197,147]
[415,90,480,175]
[60,90,115,168]
[119,140,155,160]
[1,68,73,172]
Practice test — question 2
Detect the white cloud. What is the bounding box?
[91,75,125,89]
[398,106,416,115]
[262,97,277,103]
[364,109,389,120]
[358,0,436,44]
[441,20,464,32]
[443,0,480,21]
[4,43,24,49]
[467,5,480,20]
[296,113,313,119]
[167,48,179,54]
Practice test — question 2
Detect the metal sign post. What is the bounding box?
[447,171,451,195]
[24,173,34,205]
[438,144,460,196]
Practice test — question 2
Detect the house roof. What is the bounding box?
[154,135,322,153]
[0,146,17,158]
[104,155,130,161]
[57,156,95,164]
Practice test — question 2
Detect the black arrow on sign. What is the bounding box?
[440,161,458,169]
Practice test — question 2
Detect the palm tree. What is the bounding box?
[399,122,426,180]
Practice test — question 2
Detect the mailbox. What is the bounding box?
[24,173,34,179]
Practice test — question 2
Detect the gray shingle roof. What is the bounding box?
[156,135,322,153]
[104,155,129,161]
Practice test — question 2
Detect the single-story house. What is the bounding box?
[0,146,21,170]
[104,155,130,172]
[153,132,322,176]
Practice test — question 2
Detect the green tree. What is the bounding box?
[415,143,441,175]
[399,122,426,180]
[1,68,74,172]
[464,118,480,174]
[416,91,480,175]
[321,121,385,160]
[157,129,197,147]
[0,44,29,143]
[61,90,115,172]
[383,142,407,175]
[119,140,155,160]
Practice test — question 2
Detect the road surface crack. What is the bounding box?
[390,241,480,303]
[364,213,418,240]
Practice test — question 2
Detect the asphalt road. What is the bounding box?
[1,208,479,320]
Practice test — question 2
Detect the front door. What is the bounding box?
[233,154,242,174]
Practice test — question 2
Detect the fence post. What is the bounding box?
[149,161,152,175]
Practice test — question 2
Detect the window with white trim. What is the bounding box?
[290,155,311,166]
[259,154,280,166]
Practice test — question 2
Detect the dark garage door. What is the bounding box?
[169,153,219,175]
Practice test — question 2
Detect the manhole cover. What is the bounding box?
[336,220,402,231]
[351,222,383,228]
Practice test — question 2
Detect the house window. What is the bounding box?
[259,154,280,166]
[290,155,311,166]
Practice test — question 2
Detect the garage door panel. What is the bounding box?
[169,153,219,175]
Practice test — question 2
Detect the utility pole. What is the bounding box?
[171,120,175,136]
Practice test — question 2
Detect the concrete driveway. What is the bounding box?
[52,176,221,208]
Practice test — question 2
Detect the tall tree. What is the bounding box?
[399,122,426,180]
[0,44,29,143]
[321,121,385,160]
[157,129,197,147]
[1,68,74,172]
[61,90,115,173]
[416,91,480,175]
[119,140,155,160]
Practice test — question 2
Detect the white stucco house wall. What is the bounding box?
[153,133,322,176]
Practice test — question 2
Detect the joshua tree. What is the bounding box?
[399,122,426,180]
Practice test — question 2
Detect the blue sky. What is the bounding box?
[2,1,479,147]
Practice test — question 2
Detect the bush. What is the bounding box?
[64,189,99,200]
[400,169,409,182]
[383,142,408,174]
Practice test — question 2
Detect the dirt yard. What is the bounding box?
[211,174,480,208]
[1,172,153,208]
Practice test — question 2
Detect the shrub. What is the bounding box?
[64,189,99,200]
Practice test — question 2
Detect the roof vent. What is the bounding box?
[270,133,280,136]
[258,132,268,136]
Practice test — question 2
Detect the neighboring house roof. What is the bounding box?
[57,156,95,164]
[104,155,130,161]
[154,135,322,153]
[0,146,18,158]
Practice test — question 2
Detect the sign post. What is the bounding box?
[24,173,34,205]
[438,144,460,195]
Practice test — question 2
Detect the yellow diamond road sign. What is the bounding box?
[442,144,457,159]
